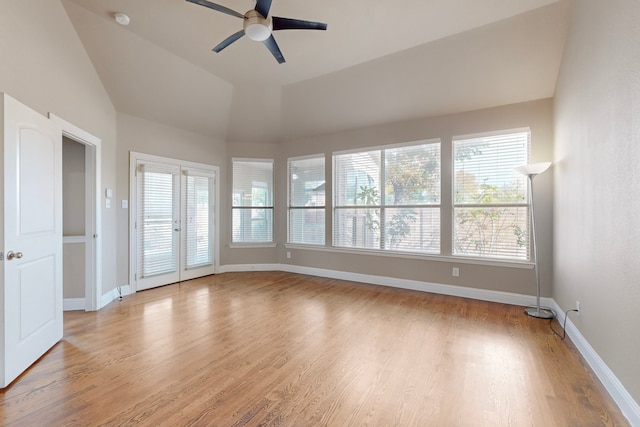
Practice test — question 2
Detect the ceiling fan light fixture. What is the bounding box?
[243,10,272,41]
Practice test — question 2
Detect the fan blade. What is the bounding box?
[254,0,272,18]
[186,0,244,19]
[213,30,245,53]
[263,35,285,64]
[272,17,327,31]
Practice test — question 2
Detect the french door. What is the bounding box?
[132,154,218,291]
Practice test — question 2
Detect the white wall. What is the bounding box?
[0,0,118,298]
[554,0,640,407]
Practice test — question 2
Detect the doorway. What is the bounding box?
[129,152,219,292]
[50,114,101,311]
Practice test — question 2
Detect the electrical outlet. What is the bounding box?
[286,251,291,259]
[576,301,580,316]
[452,267,459,277]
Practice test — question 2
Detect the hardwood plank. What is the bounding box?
[0,272,629,426]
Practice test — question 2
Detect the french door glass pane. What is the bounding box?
[184,174,212,269]
[137,165,179,278]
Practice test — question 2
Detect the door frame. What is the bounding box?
[49,114,101,311]
[129,151,220,292]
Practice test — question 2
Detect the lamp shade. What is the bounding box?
[514,162,551,177]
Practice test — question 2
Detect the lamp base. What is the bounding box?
[525,306,555,319]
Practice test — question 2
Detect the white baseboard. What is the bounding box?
[63,298,86,311]
[550,301,640,426]
[221,263,548,307]
[218,264,281,273]
[221,263,638,425]
[99,285,132,309]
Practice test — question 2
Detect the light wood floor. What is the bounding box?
[0,272,629,426]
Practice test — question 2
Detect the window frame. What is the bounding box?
[231,158,274,245]
[332,138,441,255]
[452,128,531,261]
[287,154,326,246]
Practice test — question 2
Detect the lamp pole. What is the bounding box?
[515,162,553,319]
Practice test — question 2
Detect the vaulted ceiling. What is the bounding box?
[62,0,570,143]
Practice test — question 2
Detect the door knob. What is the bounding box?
[6,251,23,260]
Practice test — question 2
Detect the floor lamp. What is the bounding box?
[515,162,554,319]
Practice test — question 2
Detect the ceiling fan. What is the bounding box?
[186,0,327,64]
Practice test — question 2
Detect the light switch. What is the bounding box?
[122,200,128,209]
[106,199,111,209]
[105,188,113,198]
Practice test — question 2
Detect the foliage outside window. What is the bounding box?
[453,130,530,260]
[333,140,441,253]
[232,159,273,243]
[288,156,325,245]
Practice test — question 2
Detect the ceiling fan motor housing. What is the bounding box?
[244,10,272,41]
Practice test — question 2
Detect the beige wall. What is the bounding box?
[63,243,85,299]
[230,99,553,296]
[115,113,227,287]
[554,0,640,405]
[0,1,118,297]
[281,3,569,140]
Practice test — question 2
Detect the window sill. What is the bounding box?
[283,243,534,269]
[229,242,277,249]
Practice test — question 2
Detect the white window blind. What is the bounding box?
[333,140,441,253]
[137,163,179,278]
[288,155,325,245]
[232,159,274,243]
[183,170,214,269]
[453,129,530,260]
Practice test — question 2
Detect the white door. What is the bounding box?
[180,168,216,282]
[2,94,62,387]
[135,162,181,291]
[134,160,216,291]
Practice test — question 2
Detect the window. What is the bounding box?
[453,129,530,260]
[288,155,325,245]
[232,159,273,243]
[333,140,441,253]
